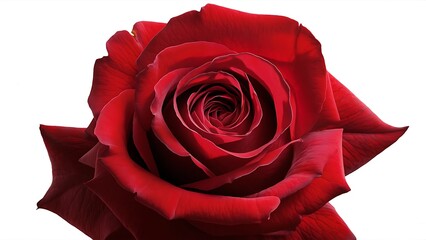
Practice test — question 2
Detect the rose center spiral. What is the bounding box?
[187,84,244,131]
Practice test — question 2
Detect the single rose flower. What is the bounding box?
[38,4,407,240]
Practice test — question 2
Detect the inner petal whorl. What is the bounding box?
[176,71,251,136]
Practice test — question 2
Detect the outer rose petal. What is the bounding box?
[95,89,281,226]
[329,73,408,174]
[105,31,141,74]
[284,204,355,240]
[132,21,166,49]
[137,4,300,68]
[38,125,132,240]
[88,31,141,118]
[88,21,165,118]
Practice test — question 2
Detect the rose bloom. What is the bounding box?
[38,4,407,240]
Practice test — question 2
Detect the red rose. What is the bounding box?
[38,4,407,239]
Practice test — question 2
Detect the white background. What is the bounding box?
[0,0,424,239]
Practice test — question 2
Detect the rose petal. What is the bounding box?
[313,73,341,130]
[92,89,160,176]
[283,204,355,240]
[148,68,218,177]
[94,91,134,151]
[277,25,327,138]
[38,125,132,240]
[105,31,142,74]
[79,142,106,168]
[197,146,293,197]
[88,31,141,118]
[132,21,165,49]
[137,4,301,68]
[88,57,135,119]
[147,130,212,185]
[88,21,164,119]
[329,73,408,174]
[150,68,201,157]
[132,115,159,175]
[95,88,281,225]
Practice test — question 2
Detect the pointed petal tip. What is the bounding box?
[383,124,409,143]
[393,125,409,141]
[343,124,409,175]
[36,199,50,211]
[39,124,49,134]
[265,196,281,219]
[400,125,409,134]
[36,200,43,209]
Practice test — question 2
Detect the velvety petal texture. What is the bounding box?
[39,4,406,240]
[38,126,132,239]
[88,22,165,119]
[284,204,355,240]
[328,74,408,174]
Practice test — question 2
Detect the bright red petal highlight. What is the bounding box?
[88,31,142,118]
[277,25,327,139]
